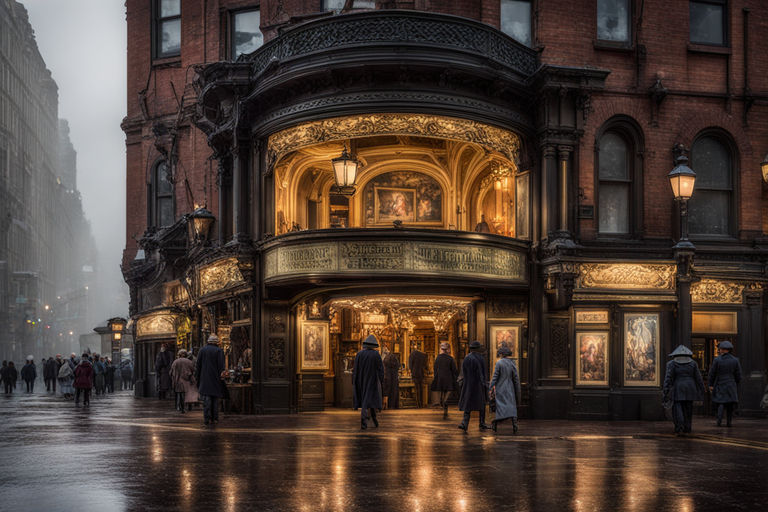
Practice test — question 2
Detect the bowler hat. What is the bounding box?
[363,334,379,347]
[668,345,693,357]
[468,340,483,350]
[718,340,734,351]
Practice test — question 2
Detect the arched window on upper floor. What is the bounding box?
[595,117,643,237]
[688,132,736,237]
[149,160,175,228]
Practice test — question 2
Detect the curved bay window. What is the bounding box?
[595,119,643,237]
[149,160,175,228]
[689,134,735,237]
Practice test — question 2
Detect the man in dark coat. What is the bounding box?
[382,347,400,409]
[708,340,742,427]
[458,341,492,431]
[2,362,18,393]
[195,334,225,426]
[73,354,94,407]
[21,358,36,393]
[105,359,116,393]
[431,342,458,419]
[353,334,384,430]
[120,360,133,390]
[155,343,173,399]
[409,344,428,408]
[43,357,53,392]
[663,345,705,435]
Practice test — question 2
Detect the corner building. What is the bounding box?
[123,0,768,418]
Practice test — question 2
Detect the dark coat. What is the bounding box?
[458,351,488,412]
[409,350,427,381]
[663,358,705,401]
[105,363,116,385]
[43,359,58,380]
[708,353,742,404]
[430,353,458,392]
[382,352,400,408]
[1,366,16,383]
[490,358,521,420]
[155,350,173,392]
[352,347,384,411]
[20,363,36,382]
[73,361,94,389]
[195,343,225,397]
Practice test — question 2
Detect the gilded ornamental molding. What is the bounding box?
[691,279,744,304]
[199,257,245,296]
[576,263,676,291]
[136,310,178,339]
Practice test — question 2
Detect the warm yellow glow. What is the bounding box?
[113,333,122,341]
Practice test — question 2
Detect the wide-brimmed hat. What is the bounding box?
[468,340,483,350]
[363,334,379,347]
[207,334,219,343]
[668,345,693,357]
[497,345,512,357]
[718,340,734,351]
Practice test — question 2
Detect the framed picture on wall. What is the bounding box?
[575,310,609,325]
[623,312,660,387]
[489,324,521,372]
[374,187,416,223]
[299,320,329,372]
[575,331,609,386]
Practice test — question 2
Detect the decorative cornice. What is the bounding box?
[576,263,676,291]
[691,279,744,304]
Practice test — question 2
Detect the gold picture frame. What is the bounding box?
[489,324,520,373]
[576,331,609,387]
[623,312,660,387]
[299,320,330,372]
[374,187,416,224]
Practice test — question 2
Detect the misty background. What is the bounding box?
[24,0,128,324]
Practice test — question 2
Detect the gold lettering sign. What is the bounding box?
[264,241,526,282]
[136,311,177,339]
[577,263,676,291]
[575,310,609,324]
[199,258,245,296]
[691,279,744,304]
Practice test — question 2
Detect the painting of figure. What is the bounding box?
[624,313,659,386]
[375,187,415,223]
[366,171,443,225]
[300,321,329,371]
[576,332,609,386]
[489,325,520,370]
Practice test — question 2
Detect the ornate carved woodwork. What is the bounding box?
[577,263,676,291]
[691,279,745,304]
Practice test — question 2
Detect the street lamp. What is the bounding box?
[187,206,215,244]
[761,153,768,183]
[331,146,359,196]
[667,155,697,249]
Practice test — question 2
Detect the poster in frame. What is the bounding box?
[299,320,330,372]
[489,324,521,372]
[575,331,609,386]
[623,312,660,386]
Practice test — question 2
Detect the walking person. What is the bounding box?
[45,356,59,393]
[195,334,225,426]
[74,354,94,407]
[409,344,427,408]
[58,358,74,399]
[458,341,492,432]
[431,342,458,419]
[382,346,400,409]
[120,359,133,390]
[170,349,197,413]
[21,357,36,393]
[2,362,17,393]
[353,334,385,430]
[42,357,51,391]
[662,345,705,435]
[489,345,522,433]
[93,356,106,395]
[1,361,9,394]
[155,343,173,400]
[709,341,742,427]
[105,359,116,393]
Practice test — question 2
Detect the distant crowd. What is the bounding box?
[0,354,134,406]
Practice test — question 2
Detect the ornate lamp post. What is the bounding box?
[331,146,359,196]
[668,154,697,348]
[187,206,215,244]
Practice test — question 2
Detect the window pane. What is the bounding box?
[599,182,629,233]
[690,2,724,45]
[691,136,731,189]
[689,190,729,235]
[233,10,263,58]
[597,0,630,42]
[156,163,173,194]
[160,0,180,18]
[160,19,181,56]
[598,132,629,180]
[501,0,532,47]
[323,0,345,10]
[158,197,174,227]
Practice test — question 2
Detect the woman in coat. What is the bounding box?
[708,340,742,427]
[58,360,74,399]
[489,345,522,433]
[431,342,458,419]
[73,355,94,407]
[170,350,198,413]
[662,345,705,435]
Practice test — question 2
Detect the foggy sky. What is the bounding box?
[23,0,128,322]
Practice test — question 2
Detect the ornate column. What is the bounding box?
[541,145,558,239]
[557,145,573,234]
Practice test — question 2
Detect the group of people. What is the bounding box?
[353,335,522,432]
[0,354,134,406]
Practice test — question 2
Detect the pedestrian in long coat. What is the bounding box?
[104,359,116,393]
[708,340,742,427]
[120,360,133,390]
[431,343,458,419]
[1,361,8,393]
[490,345,522,433]
[155,344,173,399]
[93,357,106,395]
[73,355,94,407]
[382,348,400,409]
[2,362,17,393]
[409,345,427,408]
[662,345,705,434]
[43,357,56,392]
[170,350,198,413]
[20,359,36,393]
[353,334,384,430]
[458,341,492,431]
[58,360,74,398]
[195,334,225,426]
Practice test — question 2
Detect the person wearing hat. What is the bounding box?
[170,349,198,414]
[458,341,492,432]
[431,342,459,419]
[409,343,428,408]
[708,340,742,427]
[195,334,226,426]
[353,334,385,430]
[489,345,522,433]
[155,343,174,400]
[662,345,705,434]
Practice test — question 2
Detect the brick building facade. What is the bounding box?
[123,0,768,418]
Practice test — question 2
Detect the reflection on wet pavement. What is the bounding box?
[0,391,766,511]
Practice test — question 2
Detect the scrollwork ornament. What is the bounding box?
[577,263,676,291]
[691,279,744,304]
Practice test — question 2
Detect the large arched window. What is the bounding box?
[149,160,175,228]
[689,134,735,237]
[595,118,643,237]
